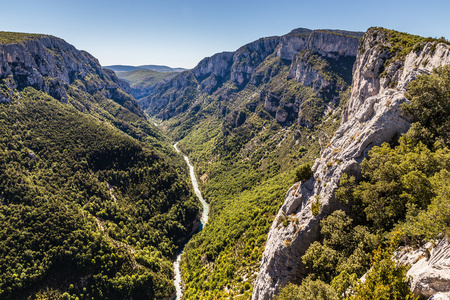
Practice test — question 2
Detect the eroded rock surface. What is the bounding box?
[396,239,450,299]
[408,239,450,299]
[142,28,360,121]
[0,35,140,115]
[252,28,450,300]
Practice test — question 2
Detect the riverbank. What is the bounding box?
[173,142,209,299]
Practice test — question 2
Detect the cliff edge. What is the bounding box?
[252,28,450,300]
[0,31,141,116]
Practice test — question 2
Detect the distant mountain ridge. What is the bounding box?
[140,27,361,125]
[104,64,186,73]
[103,65,187,99]
[112,69,181,99]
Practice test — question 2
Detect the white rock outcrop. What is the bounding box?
[252,28,450,300]
[429,293,450,300]
[396,239,450,299]
[408,239,450,299]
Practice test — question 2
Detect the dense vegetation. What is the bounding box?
[181,172,291,299]
[140,30,358,299]
[0,85,199,299]
[276,63,450,299]
[5,27,447,300]
[172,112,317,299]
[348,241,418,300]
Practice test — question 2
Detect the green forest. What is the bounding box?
[155,32,355,299]
[144,29,450,300]
[0,87,199,299]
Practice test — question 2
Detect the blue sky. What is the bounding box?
[2,0,449,68]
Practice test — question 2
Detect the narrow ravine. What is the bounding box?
[173,142,209,300]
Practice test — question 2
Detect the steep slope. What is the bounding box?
[0,32,139,113]
[252,28,450,300]
[141,28,361,299]
[0,32,200,299]
[141,29,360,125]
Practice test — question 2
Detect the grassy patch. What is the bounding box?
[0,31,44,44]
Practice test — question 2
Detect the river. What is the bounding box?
[173,143,209,300]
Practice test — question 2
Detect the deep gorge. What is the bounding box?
[0,26,450,300]
[173,142,209,300]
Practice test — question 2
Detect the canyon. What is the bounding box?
[1,27,450,300]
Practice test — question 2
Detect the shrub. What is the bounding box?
[302,210,380,283]
[275,279,339,300]
[311,195,321,216]
[294,163,313,182]
[404,65,450,146]
[348,244,418,300]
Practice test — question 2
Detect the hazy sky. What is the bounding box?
[2,0,449,68]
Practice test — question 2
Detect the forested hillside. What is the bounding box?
[114,69,180,99]
[142,27,450,300]
[142,28,361,299]
[2,26,449,300]
[0,32,199,299]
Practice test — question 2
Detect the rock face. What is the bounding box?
[306,30,362,59]
[429,293,450,300]
[396,239,450,299]
[0,34,141,116]
[252,28,450,300]
[141,28,361,121]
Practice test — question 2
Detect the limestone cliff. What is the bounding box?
[140,28,361,123]
[0,33,141,116]
[396,239,450,299]
[252,28,450,300]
